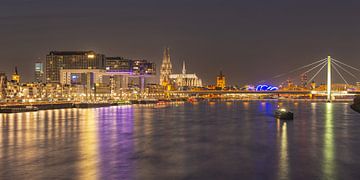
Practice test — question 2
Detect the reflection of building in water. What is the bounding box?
[169,61,202,89]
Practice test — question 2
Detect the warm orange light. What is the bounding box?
[87,54,95,59]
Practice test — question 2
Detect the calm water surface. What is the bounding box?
[1,101,360,180]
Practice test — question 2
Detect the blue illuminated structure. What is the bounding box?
[255,85,279,91]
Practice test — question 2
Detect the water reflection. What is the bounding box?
[77,109,99,180]
[323,103,335,180]
[277,120,289,180]
[1,102,360,179]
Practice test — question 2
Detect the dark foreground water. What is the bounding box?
[1,101,360,180]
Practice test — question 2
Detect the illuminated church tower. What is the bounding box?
[12,66,20,83]
[160,48,172,86]
[216,71,226,89]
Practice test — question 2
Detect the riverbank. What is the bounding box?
[0,98,354,114]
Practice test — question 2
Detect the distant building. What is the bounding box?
[0,72,7,99]
[106,57,133,72]
[12,67,20,83]
[300,73,308,87]
[159,48,172,87]
[169,61,202,89]
[105,57,155,75]
[34,62,44,83]
[357,82,360,89]
[216,71,226,89]
[46,51,106,83]
[310,80,316,90]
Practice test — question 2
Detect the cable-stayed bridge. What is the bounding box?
[168,56,360,102]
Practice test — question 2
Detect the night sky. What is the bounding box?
[1,0,360,85]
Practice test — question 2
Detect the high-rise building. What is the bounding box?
[216,71,226,89]
[12,66,20,83]
[159,48,172,87]
[35,62,44,83]
[46,51,105,83]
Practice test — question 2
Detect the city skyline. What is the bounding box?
[1,0,360,85]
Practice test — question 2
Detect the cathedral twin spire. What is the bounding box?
[160,48,172,86]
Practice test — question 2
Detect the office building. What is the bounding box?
[46,51,105,83]
[35,62,44,82]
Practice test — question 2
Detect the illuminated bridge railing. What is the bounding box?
[168,90,312,94]
[168,90,360,95]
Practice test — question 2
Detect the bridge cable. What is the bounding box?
[332,63,349,85]
[271,58,327,79]
[332,61,360,81]
[260,59,326,85]
[301,60,327,75]
[332,58,360,72]
[306,62,327,85]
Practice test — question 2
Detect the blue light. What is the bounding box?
[255,84,278,91]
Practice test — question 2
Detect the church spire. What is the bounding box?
[160,47,173,86]
[182,61,186,74]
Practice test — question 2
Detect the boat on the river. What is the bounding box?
[351,96,360,113]
[0,106,39,113]
[274,108,294,120]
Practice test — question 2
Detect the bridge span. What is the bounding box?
[167,90,360,95]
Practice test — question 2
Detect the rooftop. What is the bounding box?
[48,51,97,56]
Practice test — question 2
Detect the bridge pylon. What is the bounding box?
[327,56,332,102]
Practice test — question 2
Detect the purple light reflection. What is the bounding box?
[96,105,135,179]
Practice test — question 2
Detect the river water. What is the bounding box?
[1,101,360,180]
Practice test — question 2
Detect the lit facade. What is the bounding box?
[159,48,172,87]
[300,73,308,87]
[0,73,7,99]
[12,67,20,83]
[216,71,226,89]
[46,51,106,83]
[169,61,202,88]
[35,62,44,83]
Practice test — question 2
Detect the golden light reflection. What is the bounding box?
[323,103,335,179]
[278,120,289,180]
[77,109,99,180]
[243,101,249,110]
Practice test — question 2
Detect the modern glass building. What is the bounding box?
[105,57,156,76]
[34,62,44,83]
[46,51,106,83]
